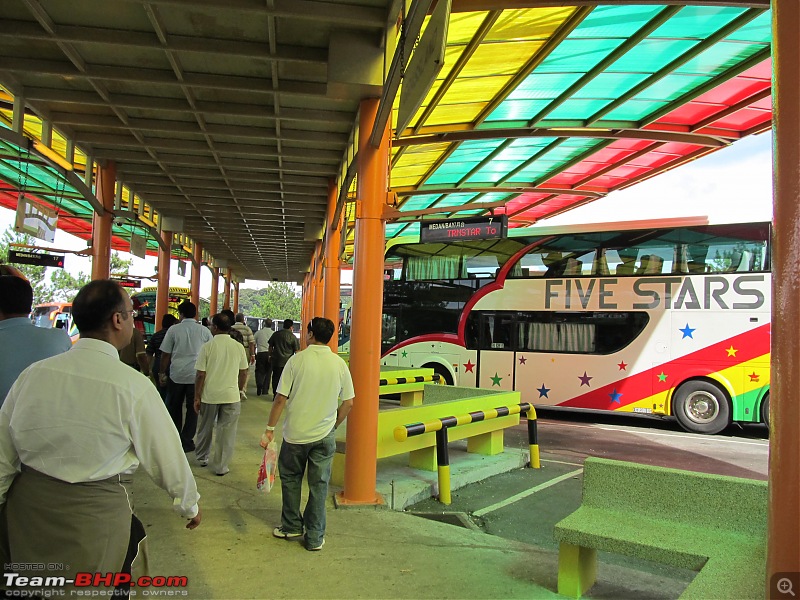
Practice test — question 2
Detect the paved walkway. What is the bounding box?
[133,374,689,599]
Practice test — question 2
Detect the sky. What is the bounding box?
[0,130,772,299]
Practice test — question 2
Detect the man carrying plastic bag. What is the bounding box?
[259,317,354,551]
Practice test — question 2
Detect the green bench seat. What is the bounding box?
[553,457,767,599]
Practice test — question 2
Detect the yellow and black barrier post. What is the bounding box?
[378,374,442,386]
[394,403,540,505]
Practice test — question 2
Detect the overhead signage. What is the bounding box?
[396,0,450,134]
[15,198,58,243]
[113,278,141,289]
[420,215,508,243]
[129,233,147,259]
[8,249,65,268]
[177,260,187,277]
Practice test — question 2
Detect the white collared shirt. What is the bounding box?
[160,318,213,383]
[0,338,200,518]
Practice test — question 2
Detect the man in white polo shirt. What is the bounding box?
[194,312,249,476]
[261,317,354,551]
[159,301,213,452]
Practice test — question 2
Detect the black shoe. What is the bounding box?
[256,388,262,396]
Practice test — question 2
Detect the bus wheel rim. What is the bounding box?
[685,391,719,424]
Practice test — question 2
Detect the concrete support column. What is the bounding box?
[324,179,342,352]
[233,281,240,314]
[155,230,172,331]
[314,241,325,318]
[223,268,232,310]
[210,267,219,316]
[340,97,389,505]
[768,3,800,589]
[91,161,115,281]
[190,242,202,306]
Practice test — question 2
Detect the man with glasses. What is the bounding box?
[159,301,213,452]
[261,317,354,551]
[0,279,201,585]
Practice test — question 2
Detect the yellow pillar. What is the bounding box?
[210,267,219,316]
[190,242,202,306]
[91,161,115,281]
[324,179,342,353]
[155,230,172,331]
[223,268,232,310]
[340,97,389,505]
[233,281,240,314]
[769,3,800,587]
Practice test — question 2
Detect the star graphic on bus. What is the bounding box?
[657,372,667,382]
[617,361,628,371]
[609,389,623,404]
[518,356,527,365]
[679,323,696,339]
[578,371,592,386]
[463,360,475,373]
[401,350,407,358]
[749,372,760,382]
[490,372,503,386]
[537,384,550,398]
[726,346,738,357]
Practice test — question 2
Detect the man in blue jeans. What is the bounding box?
[260,317,354,551]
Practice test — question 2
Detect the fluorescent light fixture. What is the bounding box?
[33,141,74,172]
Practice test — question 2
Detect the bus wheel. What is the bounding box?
[760,393,770,429]
[425,363,453,386]
[673,381,730,434]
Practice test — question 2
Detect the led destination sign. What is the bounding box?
[8,249,65,268]
[113,278,141,289]
[420,215,508,243]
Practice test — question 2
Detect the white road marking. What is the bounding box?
[593,426,769,447]
[473,468,584,517]
[541,458,584,467]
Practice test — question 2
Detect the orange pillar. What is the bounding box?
[233,281,240,314]
[324,179,342,352]
[314,241,324,319]
[91,161,115,281]
[300,274,311,350]
[210,267,219,316]
[768,3,800,589]
[190,242,202,306]
[223,268,232,310]
[155,230,172,331]
[340,98,389,505]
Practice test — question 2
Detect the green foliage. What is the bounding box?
[0,228,49,306]
[213,282,300,319]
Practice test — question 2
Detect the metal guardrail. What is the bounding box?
[394,402,540,505]
[379,374,442,386]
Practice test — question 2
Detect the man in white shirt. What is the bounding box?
[160,300,213,451]
[253,318,274,396]
[194,313,249,476]
[261,317,354,551]
[0,279,201,583]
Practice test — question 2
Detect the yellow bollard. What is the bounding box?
[438,464,451,505]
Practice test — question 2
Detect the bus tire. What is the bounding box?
[425,363,453,386]
[673,380,731,434]
[760,393,770,429]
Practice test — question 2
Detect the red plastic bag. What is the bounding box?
[257,441,278,493]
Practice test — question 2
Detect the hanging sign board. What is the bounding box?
[113,278,141,289]
[15,198,58,243]
[8,249,65,268]
[420,215,508,243]
[129,233,147,259]
[396,0,450,135]
[177,260,187,277]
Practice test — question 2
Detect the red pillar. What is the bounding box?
[313,241,324,319]
[210,267,219,316]
[91,162,115,281]
[324,179,342,352]
[190,242,202,306]
[233,281,240,314]
[339,97,389,505]
[768,3,800,589]
[155,229,172,331]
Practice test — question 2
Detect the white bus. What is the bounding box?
[379,218,770,434]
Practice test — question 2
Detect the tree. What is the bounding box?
[0,227,49,306]
[255,282,301,320]
[48,253,133,302]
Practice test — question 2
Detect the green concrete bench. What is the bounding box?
[553,457,767,599]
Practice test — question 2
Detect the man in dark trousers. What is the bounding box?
[268,318,299,395]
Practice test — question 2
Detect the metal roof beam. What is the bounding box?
[450,0,768,10]
[395,185,602,198]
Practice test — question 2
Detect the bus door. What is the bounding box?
[474,313,515,391]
